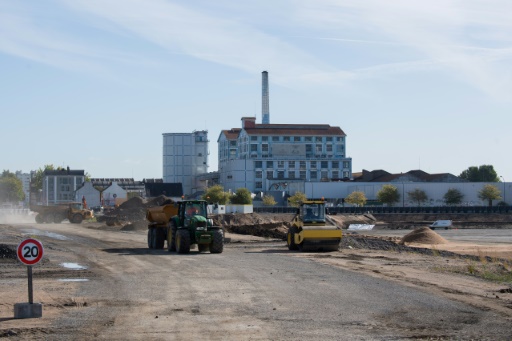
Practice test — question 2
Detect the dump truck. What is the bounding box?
[31,202,94,224]
[168,200,223,254]
[146,200,179,249]
[286,200,342,251]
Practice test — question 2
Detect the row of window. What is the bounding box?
[254,160,350,169]
[249,136,344,142]
[255,170,345,180]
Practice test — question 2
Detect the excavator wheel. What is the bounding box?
[72,214,83,224]
[210,230,224,254]
[35,214,44,224]
[176,229,191,254]
[287,226,299,250]
[147,229,153,249]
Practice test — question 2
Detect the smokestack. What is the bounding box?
[262,71,269,124]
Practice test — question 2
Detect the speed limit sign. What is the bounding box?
[17,238,44,265]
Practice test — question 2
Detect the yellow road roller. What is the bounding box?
[287,200,342,252]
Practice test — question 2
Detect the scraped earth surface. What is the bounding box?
[1,208,512,340]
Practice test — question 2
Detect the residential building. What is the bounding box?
[163,131,209,196]
[15,171,31,206]
[218,117,352,193]
[42,168,85,205]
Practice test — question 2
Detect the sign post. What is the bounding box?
[15,238,44,318]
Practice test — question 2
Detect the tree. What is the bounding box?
[478,184,502,207]
[202,185,230,204]
[230,188,253,205]
[345,191,367,207]
[0,171,25,203]
[262,195,277,206]
[407,188,428,206]
[287,192,307,207]
[459,165,499,182]
[444,188,464,205]
[377,184,400,206]
[32,165,56,190]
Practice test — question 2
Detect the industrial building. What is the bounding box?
[162,131,209,196]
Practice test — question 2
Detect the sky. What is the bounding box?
[1,0,511,181]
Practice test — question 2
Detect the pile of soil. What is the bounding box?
[399,227,448,245]
[212,213,295,239]
[0,244,17,260]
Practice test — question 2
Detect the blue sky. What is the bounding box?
[1,0,511,180]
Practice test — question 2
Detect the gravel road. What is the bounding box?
[1,222,511,340]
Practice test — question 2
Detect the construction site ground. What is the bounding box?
[1,202,512,339]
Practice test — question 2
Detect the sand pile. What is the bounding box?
[119,196,146,209]
[399,227,448,245]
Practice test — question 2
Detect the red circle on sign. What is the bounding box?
[17,238,44,265]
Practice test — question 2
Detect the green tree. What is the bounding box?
[32,164,56,190]
[202,185,230,205]
[0,171,25,203]
[407,188,428,206]
[288,192,307,207]
[377,184,400,206]
[262,194,277,206]
[230,188,253,205]
[345,191,367,207]
[478,184,502,207]
[459,165,499,182]
[444,188,464,205]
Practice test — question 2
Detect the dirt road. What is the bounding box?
[1,222,512,340]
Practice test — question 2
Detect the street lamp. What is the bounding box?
[500,176,506,204]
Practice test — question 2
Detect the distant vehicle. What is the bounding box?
[31,202,94,224]
[429,220,452,230]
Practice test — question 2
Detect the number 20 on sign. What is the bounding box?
[17,238,44,266]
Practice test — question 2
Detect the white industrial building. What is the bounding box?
[163,131,209,196]
[218,117,352,193]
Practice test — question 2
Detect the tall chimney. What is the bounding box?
[262,71,269,124]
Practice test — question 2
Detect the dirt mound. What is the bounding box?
[213,213,294,239]
[399,227,448,245]
[0,244,17,260]
[119,197,146,209]
[145,195,174,207]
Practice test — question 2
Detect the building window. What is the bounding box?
[305,136,312,142]
[272,136,280,142]
[310,171,317,180]
[336,144,344,153]
[288,171,296,179]
[310,161,317,169]
[306,144,312,153]
[255,182,262,189]
[251,136,258,141]
[332,161,339,169]
[316,144,322,153]
[321,161,328,168]
[343,161,350,169]
[262,136,268,141]
[230,141,237,146]
[262,144,269,152]
[267,170,273,179]
[251,144,258,152]
[332,171,339,178]
[321,171,328,179]
[326,137,333,142]
[255,170,262,178]
[294,136,301,142]
[299,161,306,169]
[277,171,284,179]
[343,171,349,178]
[315,137,322,142]
[326,144,333,152]
[288,161,295,169]
[267,161,273,168]
[277,161,284,168]
[299,171,306,179]
[255,161,262,168]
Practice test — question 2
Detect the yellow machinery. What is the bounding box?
[287,200,342,251]
[146,201,179,249]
